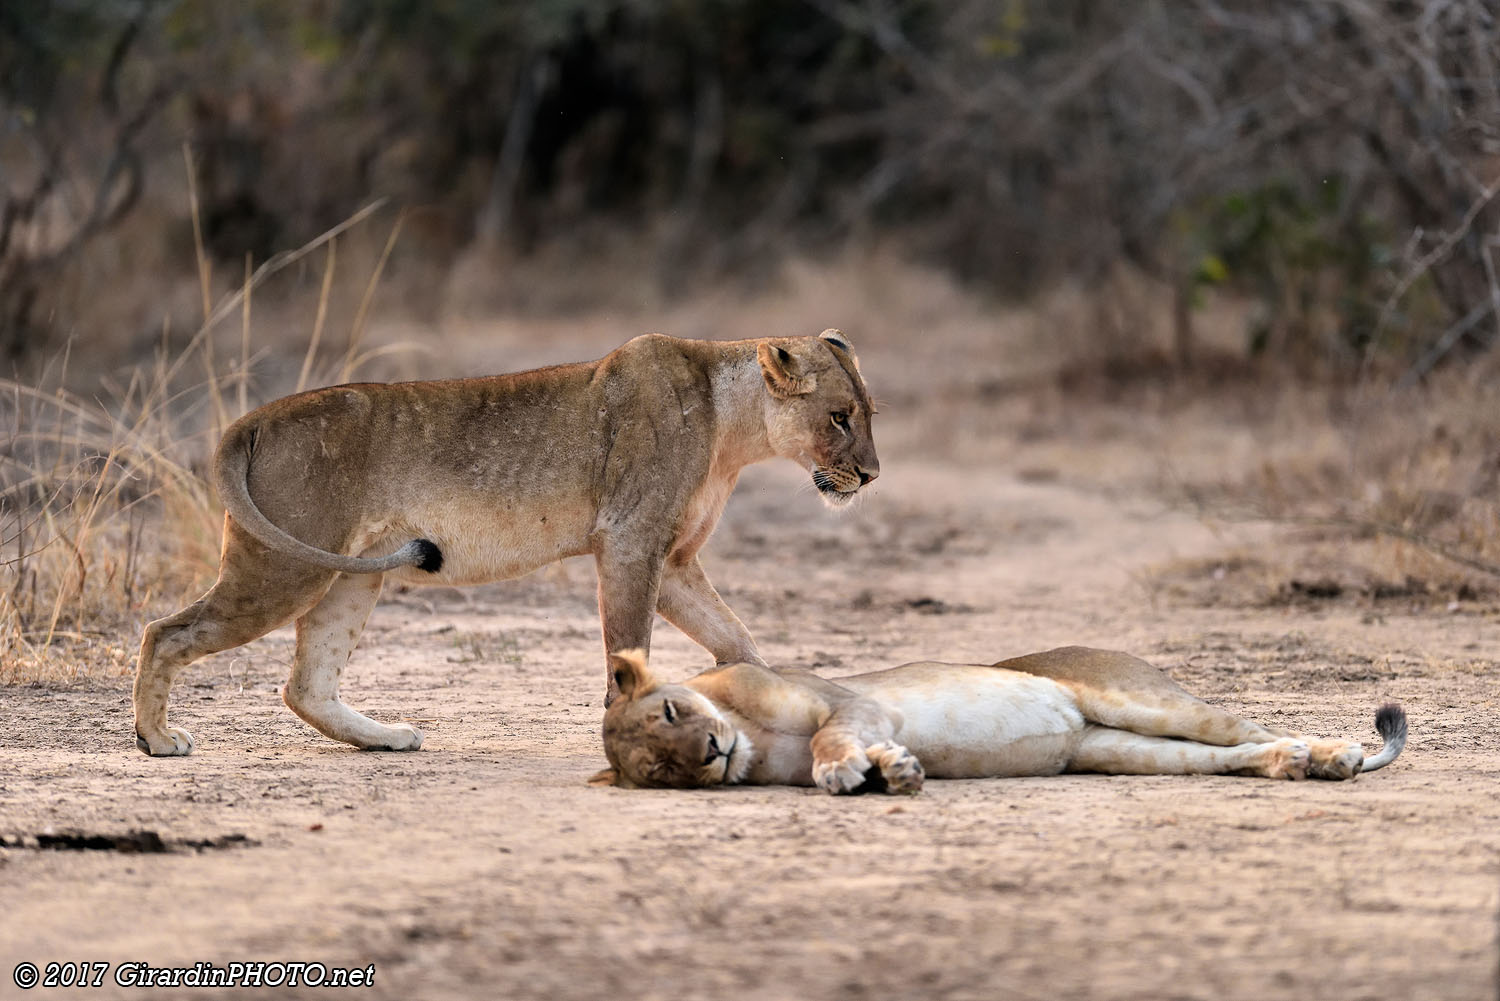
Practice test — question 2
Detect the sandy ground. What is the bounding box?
[3,316,1500,1001]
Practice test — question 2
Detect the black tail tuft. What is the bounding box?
[1375,703,1407,743]
[1361,702,1408,773]
[413,539,443,573]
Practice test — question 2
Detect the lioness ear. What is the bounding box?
[588,767,630,788]
[818,328,853,354]
[818,328,860,373]
[757,341,815,398]
[608,649,656,701]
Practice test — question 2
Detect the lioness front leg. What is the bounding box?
[595,542,667,704]
[656,555,764,667]
[283,572,422,751]
[810,700,905,794]
[865,741,925,793]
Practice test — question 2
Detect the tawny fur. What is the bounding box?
[133,331,878,757]
[592,646,1407,793]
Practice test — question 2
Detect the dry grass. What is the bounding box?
[0,192,409,684]
[1221,365,1500,588]
[1116,359,1500,605]
[0,350,224,681]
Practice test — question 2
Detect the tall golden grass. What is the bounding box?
[0,350,223,680]
[1,179,407,683]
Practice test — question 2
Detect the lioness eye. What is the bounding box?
[662,700,678,724]
[831,411,850,431]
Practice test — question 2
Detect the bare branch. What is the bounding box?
[1374,174,1500,342]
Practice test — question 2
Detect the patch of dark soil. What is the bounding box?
[904,596,977,615]
[847,591,980,616]
[1,829,256,853]
[1286,577,1344,600]
[1366,576,1429,600]
[1270,574,1493,608]
[1158,556,1498,612]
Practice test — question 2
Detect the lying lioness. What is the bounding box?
[133,330,878,756]
[591,647,1407,792]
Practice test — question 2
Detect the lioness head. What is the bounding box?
[758,329,879,508]
[591,651,753,789]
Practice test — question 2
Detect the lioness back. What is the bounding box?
[230,366,605,586]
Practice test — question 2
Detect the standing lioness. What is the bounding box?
[133,330,878,756]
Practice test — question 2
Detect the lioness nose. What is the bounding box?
[858,467,878,486]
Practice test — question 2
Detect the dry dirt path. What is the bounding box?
[3,451,1498,1001]
[5,308,1500,1000]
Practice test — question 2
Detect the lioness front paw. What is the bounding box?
[813,746,872,795]
[362,723,424,752]
[866,740,924,794]
[1261,737,1310,780]
[1307,739,1364,780]
[136,726,196,757]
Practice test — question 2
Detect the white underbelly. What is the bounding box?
[909,731,1076,779]
[850,668,1086,779]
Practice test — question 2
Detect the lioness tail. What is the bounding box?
[1360,703,1407,773]
[214,423,443,575]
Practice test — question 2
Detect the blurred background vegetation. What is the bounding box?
[3,0,1498,376]
[5,0,1500,677]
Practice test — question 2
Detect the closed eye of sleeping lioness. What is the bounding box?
[591,647,1407,793]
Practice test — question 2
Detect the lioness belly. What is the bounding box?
[382,491,597,587]
[841,665,1085,779]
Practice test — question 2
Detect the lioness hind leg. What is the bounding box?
[1073,689,1288,747]
[134,528,335,756]
[1069,726,1310,780]
[1304,738,1364,779]
[1011,649,1366,778]
[1063,678,1361,777]
[1066,677,1363,778]
[283,571,421,751]
[1004,648,1287,747]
